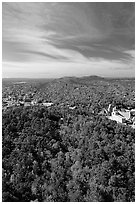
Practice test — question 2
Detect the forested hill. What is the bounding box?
[2,76,135,202]
[3,105,135,202]
[32,76,135,111]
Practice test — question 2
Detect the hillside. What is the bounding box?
[2,75,135,202]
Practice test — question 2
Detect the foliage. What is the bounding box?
[2,102,135,202]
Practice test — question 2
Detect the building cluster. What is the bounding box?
[2,83,55,111]
[100,104,135,128]
[2,84,78,112]
[2,92,53,111]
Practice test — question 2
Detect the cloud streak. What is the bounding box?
[2,2,135,78]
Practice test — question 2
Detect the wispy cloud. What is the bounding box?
[2,2,135,77]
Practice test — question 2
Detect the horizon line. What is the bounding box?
[2,75,135,80]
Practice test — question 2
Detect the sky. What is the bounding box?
[2,2,135,78]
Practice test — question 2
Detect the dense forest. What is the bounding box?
[2,76,135,202]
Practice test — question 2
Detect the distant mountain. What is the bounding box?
[2,76,134,89]
[50,75,106,87]
[81,75,104,80]
[58,75,104,81]
[51,75,104,85]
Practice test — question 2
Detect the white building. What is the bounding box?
[108,107,126,123]
[118,110,130,120]
[105,104,135,127]
[69,106,76,110]
[43,102,53,107]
